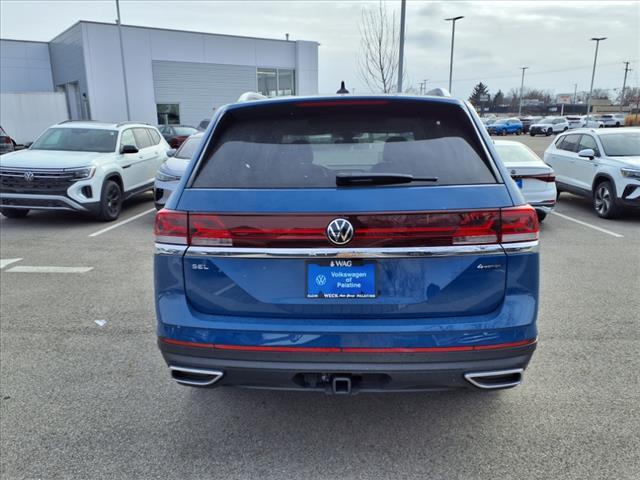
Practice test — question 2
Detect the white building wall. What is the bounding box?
[0,92,68,143]
[81,23,318,125]
[0,40,54,92]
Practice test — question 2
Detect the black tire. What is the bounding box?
[593,180,620,219]
[530,132,535,136]
[546,129,552,136]
[96,180,122,221]
[516,129,522,135]
[1,208,29,218]
[615,122,620,127]
[563,126,568,132]
[536,210,547,222]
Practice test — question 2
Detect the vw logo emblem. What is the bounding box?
[23,171,35,182]
[326,218,354,245]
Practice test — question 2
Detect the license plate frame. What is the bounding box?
[306,260,377,299]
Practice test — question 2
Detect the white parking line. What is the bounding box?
[7,266,93,274]
[550,211,624,238]
[0,258,22,269]
[88,208,155,237]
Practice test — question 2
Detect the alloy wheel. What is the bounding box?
[594,185,611,216]
[106,184,122,217]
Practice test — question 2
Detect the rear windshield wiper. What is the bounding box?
[336,173,438,186]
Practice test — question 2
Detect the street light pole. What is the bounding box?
[518,66,529,117]
[397,0,406,93]
[445,16,463,94]
[116,0,131,121]
[586,37,606,120]
[620,61,631,112]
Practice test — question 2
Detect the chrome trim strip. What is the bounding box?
[169,366,224,387]
[185,244,507,259]
[0,193,87,211]
[155,243,188,255]
[502,240,539,254]
[464,368,523,389]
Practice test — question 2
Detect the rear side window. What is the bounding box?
[148,128,161,145]
[176,136,201,159]
[557,134,580,152]
[133,128,152,149]
[191,101,496,188]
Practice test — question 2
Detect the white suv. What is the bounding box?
[0,121,169,221]
[599,113,626,128]
[529,117,569,136]
[544,128,640,218]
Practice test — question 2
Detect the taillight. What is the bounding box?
[154,209,188,244]
[500,206,539,243]
[155,208,539,247]
[1,137,11,144]
[513,173,555,183]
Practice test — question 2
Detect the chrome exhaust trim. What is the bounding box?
[169,366,224,387]
[464,368,524,390]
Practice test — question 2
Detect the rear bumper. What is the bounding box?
[159,338,536,393]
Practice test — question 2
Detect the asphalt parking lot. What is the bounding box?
[1,134,639,480]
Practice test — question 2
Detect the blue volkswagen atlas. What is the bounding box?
[154,92,539,394]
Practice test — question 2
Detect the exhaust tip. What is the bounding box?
[170,366,224,387]
[464,368,523,390]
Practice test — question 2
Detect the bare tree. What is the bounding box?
[358,1,399,93]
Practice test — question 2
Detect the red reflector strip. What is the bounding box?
[511,174,556,182]
[160,337,536,352]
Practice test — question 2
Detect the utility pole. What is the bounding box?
[518,67,529,117]
[116,0,131,121]
[397,0,406,93]
[586,37,606,120]
[620,61,631,112]
[445,16,464,94]
[573,83,578,105]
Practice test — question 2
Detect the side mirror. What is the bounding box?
[578,148,595,159]
[166,148,176,157]
[120,144,139,154]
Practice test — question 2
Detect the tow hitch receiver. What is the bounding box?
[332,376,352,395]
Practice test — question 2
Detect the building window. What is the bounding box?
[157,104,180,125]
[257,68,295,97]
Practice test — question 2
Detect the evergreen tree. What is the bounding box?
[469,82,490,105]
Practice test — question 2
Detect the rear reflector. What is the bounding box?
[155,207,539,247]
[160,337,537,352]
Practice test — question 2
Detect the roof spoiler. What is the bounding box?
[425,87,451,97]
[237,91,268,102]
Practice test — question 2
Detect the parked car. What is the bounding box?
[529,117,569,136]
[154,93,540,394]
[158,125,198,148]
[154,132,203,209]
[567,115,604,129]
[599,113,626,128]
[0,121,169,220]
[486,118,523,136]
[544,128,640,218]
[494,140,556,221]
[519,116,542,133]
[0,126,16,155]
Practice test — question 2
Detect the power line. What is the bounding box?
[428,60,640,84]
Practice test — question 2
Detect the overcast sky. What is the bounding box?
[1,0,639,99]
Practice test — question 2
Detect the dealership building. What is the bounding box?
[0,21,319,140]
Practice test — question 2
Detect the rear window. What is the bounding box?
[191,101,496,188]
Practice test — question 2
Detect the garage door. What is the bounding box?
[152,60,257,127]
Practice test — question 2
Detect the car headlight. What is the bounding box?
[156,163,181,182]
[67,166,96,180]
[621,168,640,179]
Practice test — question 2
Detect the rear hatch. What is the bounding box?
[165,99,536,320]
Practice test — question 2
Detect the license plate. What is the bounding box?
[306,260,376,299]
[516,178,523,189]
